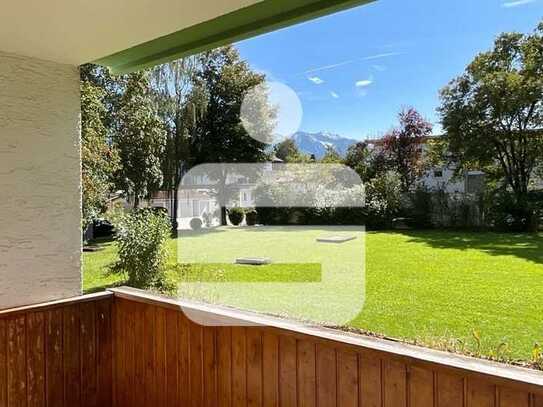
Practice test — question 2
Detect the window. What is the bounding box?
[433,169,443,178]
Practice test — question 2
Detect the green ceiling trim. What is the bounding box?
[94,0,374,74]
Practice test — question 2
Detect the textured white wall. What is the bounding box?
[0,51,81,309]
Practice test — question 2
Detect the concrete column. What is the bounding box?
[0,51,81,308]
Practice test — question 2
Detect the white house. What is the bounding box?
[366,136,486,194]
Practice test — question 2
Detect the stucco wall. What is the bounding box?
[0,51,81,309]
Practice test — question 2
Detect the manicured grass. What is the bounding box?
[83,228,543,362]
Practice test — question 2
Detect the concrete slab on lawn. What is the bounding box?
[235,257,272,265]
[316,236,357,243]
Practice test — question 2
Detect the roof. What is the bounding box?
[1,0,373,73]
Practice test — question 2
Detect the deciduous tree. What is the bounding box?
[115,72,167,208]
[382,108,432,192]
[439,23,543,227]
[189,46,273,224]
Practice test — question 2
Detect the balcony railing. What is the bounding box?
[1,287,542,406]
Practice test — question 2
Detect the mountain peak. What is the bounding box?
[291,131,357,158]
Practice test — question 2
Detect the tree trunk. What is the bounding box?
[221,206,228,226]
[133,195,140,209]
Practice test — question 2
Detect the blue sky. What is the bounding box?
[236,0,543,140]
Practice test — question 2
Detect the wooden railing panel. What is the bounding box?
[112,289,543,407]
[0,293,113,407]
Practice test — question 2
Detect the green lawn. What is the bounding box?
[83,228,543,363]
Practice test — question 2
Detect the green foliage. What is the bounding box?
[485,189,541,232]
[320,145,343,163]
[274,138,304,162]
[245,209,258,226]
[407,185,434,229]
[439,22,543,230]
[228,207,245,225]
[189,46,273,224]
[115,71,167,208]
[80,69,120,227]
[344,142,371,181]
[364,170,403,229]
[110,209,173,292]
[151,58,199,229]
[382,108,432,192]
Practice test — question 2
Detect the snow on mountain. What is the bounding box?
[291,131,357,158]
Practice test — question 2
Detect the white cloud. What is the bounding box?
[330,91,340,99]
[355,79,373,88]
[308,76,324,84]
[502,0,536,7]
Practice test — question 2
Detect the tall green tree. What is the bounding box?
[344,141,371,182]
[115,71,167,208]
[320,145,343,163]
[274,138,301,162]
[382,108,432,192]
[151,58,199,229]
[439,22,543,226]
[190,46,272,224]
[80,65,119,227]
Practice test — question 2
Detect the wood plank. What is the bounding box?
[437,371,464,407]
[45,309,64,407]
[498,387,530,407]
[27,312,45,407]
[63,305,81,407]
[190,320,204,407]
[7,316,27,407]
[109,287,543,394]
[466,378,495,407]
[217,327,232,407]
[533,394,543,407]
[232,327,247,407]
[155,306,167,407]
[337,350,358,407]
[178,313,190,407]
[279,335,297,407]
[80,301,97,407]
[0,319,7,407]
[96,299,113,407]
[316,344,336,407]
[114,299,127,407]
[143,303,156,407]
[165,309,179,407]
[247,329,263,407]
[359,352,382,407]
[383,359,407,407]
[262,331,279,407]
[133,302,146,407]
[204,326,218,407]
[408,365,434,407]
[297,340,316,407]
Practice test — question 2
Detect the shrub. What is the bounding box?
[190,217,203,230]
[110,209,173,292]
[245,209,258,226]
[365,170,403,229]
[228,207,245,225]
[407,185,434,229]
[484,190,536,232]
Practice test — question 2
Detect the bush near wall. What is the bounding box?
[110,209,173,292]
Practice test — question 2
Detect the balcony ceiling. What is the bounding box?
[0,0,372,73]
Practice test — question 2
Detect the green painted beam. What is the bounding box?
[94,0,374,74]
